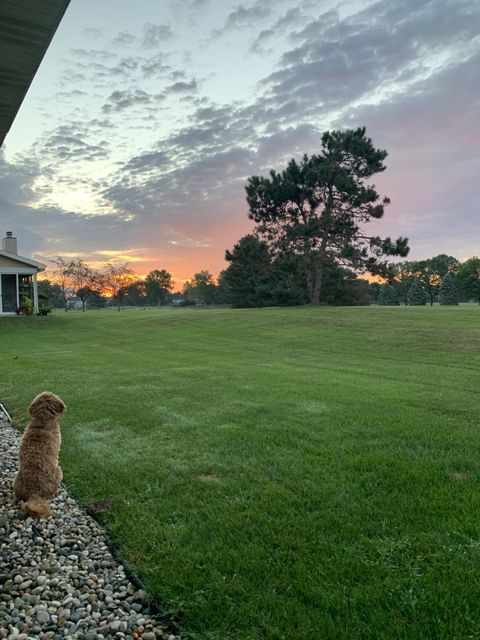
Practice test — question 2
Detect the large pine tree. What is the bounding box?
[246,128,409,305]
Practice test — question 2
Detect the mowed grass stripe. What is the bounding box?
[1,306,479,639]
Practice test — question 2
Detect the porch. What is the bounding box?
[0,272,39,315]
[0,233,44,315]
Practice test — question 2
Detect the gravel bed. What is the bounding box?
[0,409,179,640]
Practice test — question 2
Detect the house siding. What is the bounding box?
[0,254,24,267]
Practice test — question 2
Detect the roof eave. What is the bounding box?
[0,249,45,270]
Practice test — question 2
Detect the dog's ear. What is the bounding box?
[29,392,66,421]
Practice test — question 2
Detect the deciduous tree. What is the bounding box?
[102,263,136,311]
[50,257,78,311]
[456,257,480,304]
[184,270,217,305]
[145,269,174,307]
[71,260,100,311]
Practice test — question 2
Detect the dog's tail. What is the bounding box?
[23,496,52,518]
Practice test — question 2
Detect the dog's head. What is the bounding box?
[29,392,66,422]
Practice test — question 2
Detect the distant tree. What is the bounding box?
[85,288,106,308]
[184,270,217,305]
[456,257,480,304]
[122,280,147,306]
[102,263,136,311]
[414,255,459,305]
[438,271,459,305]
[50,256,78,311]
[377,284,400,306]
[407,279,427,306]
[145,269,174,307]
[71,260,100,311]
[387,261,416,305]
[246,127,409,305]
[169,291,184,306]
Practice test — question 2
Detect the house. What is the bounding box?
[0,232,45,315]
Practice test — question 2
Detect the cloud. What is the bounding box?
[0,150,40,205]
[249,6,307,54]
[70,48,115,61]
[224,1,272,29]
[110,57,139,75]
[112,31,137,47]
[35,124,110,163]
[142,23,173,48]
[213,0,273,37]
[261,0,480,120]
[122,151,171,174]
[164,79,198,95]
[140,53,170,78]
[190,0,209,8]
[102,89,156,113]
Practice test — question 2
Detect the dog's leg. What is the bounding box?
[13,475,25,503]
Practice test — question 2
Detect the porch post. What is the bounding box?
[33,273,39,314]
[16,274,20,308]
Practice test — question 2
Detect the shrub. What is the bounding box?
[20,296,34,315]
[39,304,53,316]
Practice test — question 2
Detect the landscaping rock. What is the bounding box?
[0,408,174,639]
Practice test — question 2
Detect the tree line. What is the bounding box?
[40,259,175,311]
[40,250,479,311]
[219,241,479,307]
[371,256,480,306]
[39,259,227,311]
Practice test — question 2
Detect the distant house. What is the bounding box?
[0,232,45,315]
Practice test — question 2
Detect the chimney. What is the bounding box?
[2,231,18,254]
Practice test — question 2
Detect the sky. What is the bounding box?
[1,0,479,286]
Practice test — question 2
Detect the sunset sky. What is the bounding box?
[1,0,479,286]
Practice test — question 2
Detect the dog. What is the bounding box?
[13,392,66,518]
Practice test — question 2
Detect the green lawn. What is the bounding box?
[1,306,480,639]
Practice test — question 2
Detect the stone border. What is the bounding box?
[0,406,181,640]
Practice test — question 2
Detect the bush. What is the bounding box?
[39,304,53,316]
[20,296,34,315]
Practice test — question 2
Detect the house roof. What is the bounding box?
[0,249,45,271]
[0,0,71,148]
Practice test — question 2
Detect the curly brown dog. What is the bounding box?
[13,392,66,518]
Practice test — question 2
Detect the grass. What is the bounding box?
[1,305,480,639]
